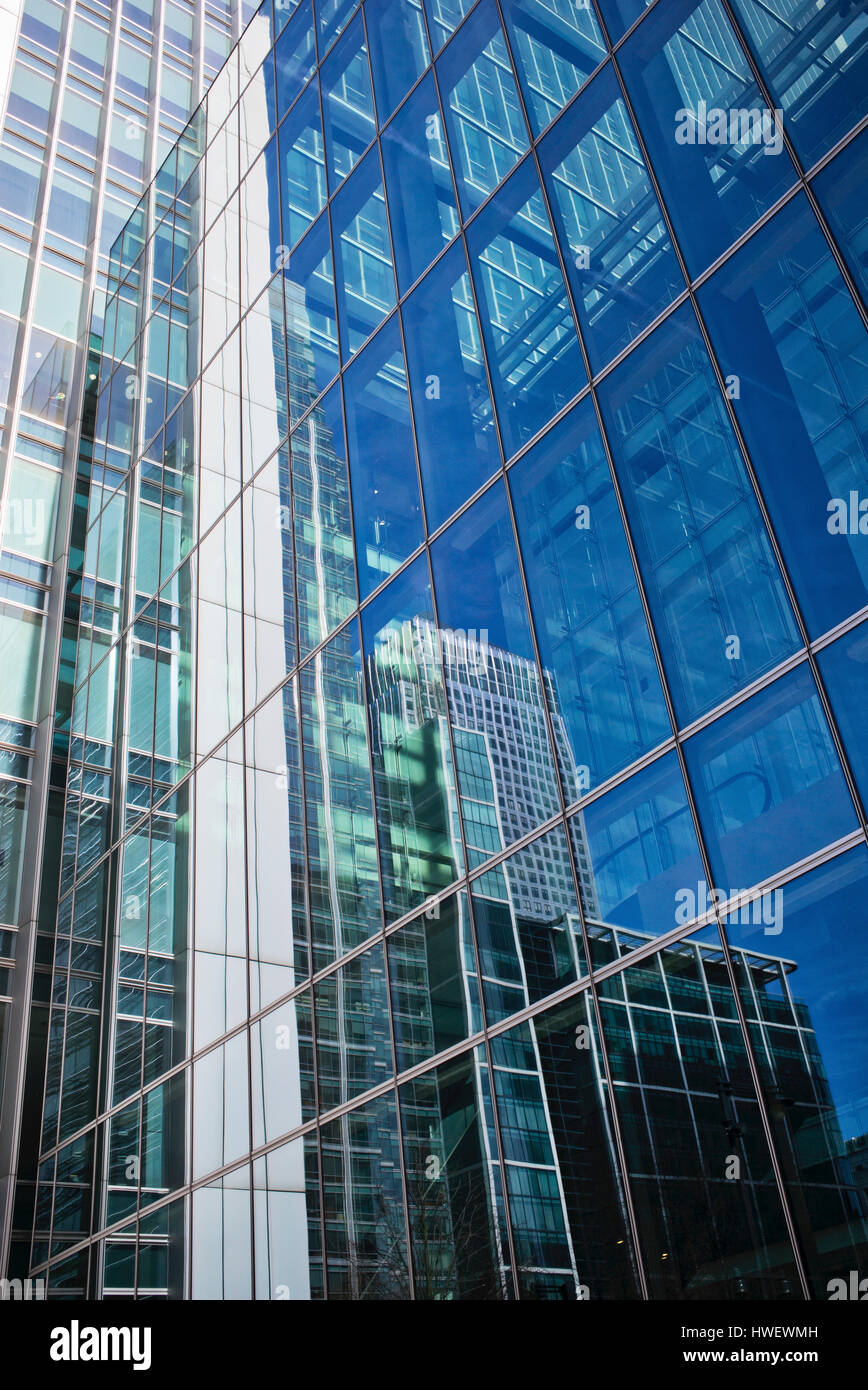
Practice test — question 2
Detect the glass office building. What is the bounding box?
[0,0,258,1278]
[10,0,868,1298]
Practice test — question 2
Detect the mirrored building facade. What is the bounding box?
[12,0,868,1299]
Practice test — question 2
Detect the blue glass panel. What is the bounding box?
[510,396,670,791]
[723,847,868,1297]
[431,479,563,849]
[273,0,301,35]
[401,240,500,532]
[331,145,396,361]
[569,750,704,936]
[816,622,868,814]
[499,0,606,137]
[436,0,529,216]
[728,0,868,169]
[282,211,339,423]
[343,315,423,596]
[379,72,460,295]
[315,0,358,52]
[274,0,317,122]
[539,63,685,373]
[466,156,584,460]
[684,664,857,890]
[598,303,801,726]
[423,0,477,51]
[366,0,430,124]
[320,11,376,191]
[812,127,868,311]
[594,0,647,42]
[698,193,868,638]
[618,0,796,278]
[277,79,326,249]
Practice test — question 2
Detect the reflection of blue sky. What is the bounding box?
[725,847,868,1139]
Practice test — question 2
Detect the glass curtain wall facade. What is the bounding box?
[0,0,256,1278]
[20,0,868,1299]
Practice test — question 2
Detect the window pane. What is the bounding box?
[491,999,641,1298]
[366,0,429,124]
[274,0,317,122]
[430,481,563,840]
[401,240,499,532]
[331,145,396,361]
[292,382,357,652]
[361,557,463,918]
[817,622,868,815]
[436,0,529,216]
[471,825,586,1019]
[379,72,459,296]
[724,848,868,1298]
[598,303,800,726]
[320,10,376,192]
[539,63,685,373]
[618,0,796,277]
[569,750,704,940]
[282,211,339,423]
[343,315,423,597]
[727,0,868,169]
[684,664,857,890]
[400,1047,510,1299]
[387,888,476,1071]
[698,193,868,637]
[601,925,802,1298]
[301,620,382,972]
[315,941,392,1108]
[812,127,868,310]
[277,79,326,248]
[467,156,584,460]
[499,0,605,137]
[510,396,670,790]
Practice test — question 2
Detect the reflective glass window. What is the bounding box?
[510,396,670,792]
[724,848,868,1298]
[277,79,326,249]
[320,10,376,191]
[618,0,797,278]
[812,127,868,310]
[301,620,382,973]
[500,0,605,137]
[331,145,397,361]
[379,72,460,296]
[569,750,703,939]
[387,889,476,1071]
[366,0,430,124]
[361,557,463,919]
[466,156,584,460]
[315,941,392,1108]
[539,63,685,373]
[436,0,529,216]
[343,314,423,597]
[471,825,586,1020]
[282,211,339,423]
[698,194,868,638]
[401,240,500,532]
[598,303,801,726]
[431,480,563,844]
[728,0,868,169]
[684,664,857,891]
[490,999,641,1298]
[400,1047,510,1298]
[274,0,317,122]
[601,925,802,1298]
